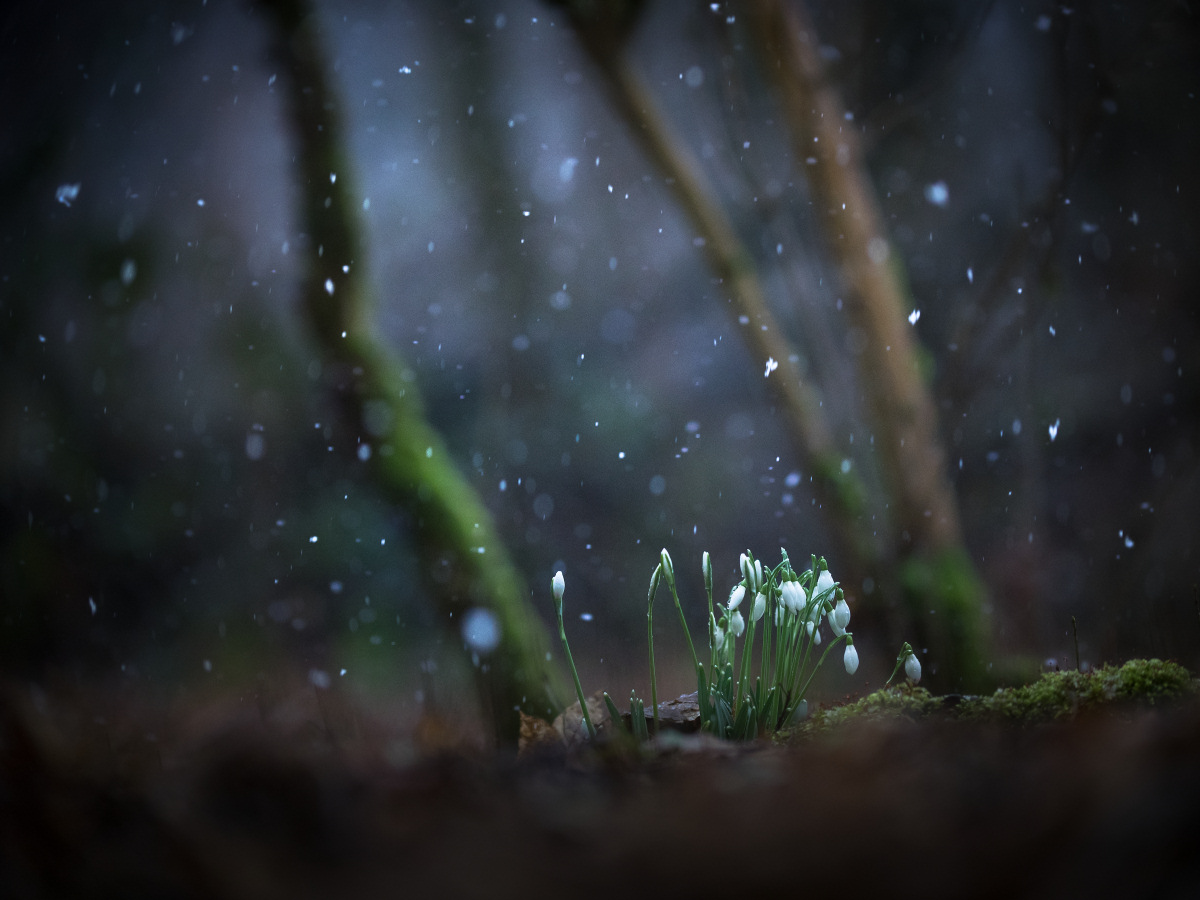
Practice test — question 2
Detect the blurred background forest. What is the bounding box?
[3,0,1198,735]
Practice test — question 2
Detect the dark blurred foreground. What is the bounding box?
[3,677,1198,900]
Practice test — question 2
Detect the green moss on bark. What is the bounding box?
[785,659,1196,741]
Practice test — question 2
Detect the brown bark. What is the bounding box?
[745,0,964,557]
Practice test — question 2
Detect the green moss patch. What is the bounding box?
[788,682,942,738]
[956,658,1196,725]
[786,659,1197,739]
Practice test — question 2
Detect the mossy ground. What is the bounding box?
[787,658,1198,739]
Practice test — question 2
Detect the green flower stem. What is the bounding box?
[794,632,849,704]
[664,565,701,677]
[555,590,596,739]
[886,641,916,685]
[761,589,774,689]
[646,563,663,735]
[736,615,758,717]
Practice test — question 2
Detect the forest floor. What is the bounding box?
[2,660,1198,900]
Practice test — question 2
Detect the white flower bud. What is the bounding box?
[905,651,922,684]
[727,584,746,611]
[729,610,745,637]
[552,570,565,602]
[833,597,851,631]
[750,591,766,622]
[814,568,836,603]
[780,580,805,614]
[660,548,674,582]
[827,606,845,638]
[844,640,859,675]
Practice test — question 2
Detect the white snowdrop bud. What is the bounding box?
[750,591,766,622]
[833,597,851,631]
[844,639,859,675]
[552,570,565,602]
[728,584,746,611]
[905,651,922,684]
[660,548,674,583]
[780,580,805,614]
[814,568,836,603]
[729,610,745,637]
[827,607,845,638]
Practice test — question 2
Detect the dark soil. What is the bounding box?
[3,676,1199,900]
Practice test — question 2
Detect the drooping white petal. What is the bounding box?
[750,591,766,622]
[728,584,746,610]
[814,568,836,602]
[729,610,745,637]
[844,642,860,675]
[905,652,922,684]
[780,580,805,614]
[827,607,845,638]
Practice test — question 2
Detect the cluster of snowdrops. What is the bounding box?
[553,548,922,742]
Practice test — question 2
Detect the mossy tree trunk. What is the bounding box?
[745,0,989,689]
[262,0,566,742]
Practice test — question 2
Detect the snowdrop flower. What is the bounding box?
[833,597,851,631]
[886,642,921,686]
[827,606,845,638]
[780,580,806,614]
[813,568,836,604]
[728,583,746,611]
[739,553,754,591]
[843,636,859,675]
[905,650,922,684]
[729,609,745,637]
[660,547,675,584]
[750,591,766,623]
[552,570,565,606]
